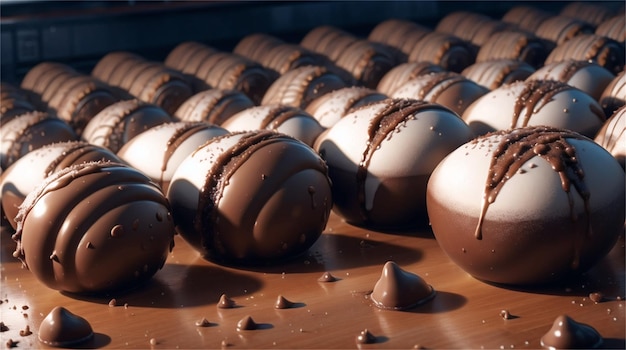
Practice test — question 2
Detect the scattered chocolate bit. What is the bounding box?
[108,299,117,307]
[149,338,157,346]
[19,325,32,337]
[217,294,236,309]
[195,318,212,327]
[221,339,230,348]
[413,344,426,349]
[370,261,436,310]
[124,303,129,309]
[540,314,603,349]
[21,305,28,310]
[317,271,338,282]
[355,329,376,344]
[274,295,296,309]
[38,306,94,347]
[500,309,513,320]
[236,316,257,331]
[0,322,8,332]
[589,292,604,303]
[5,339,18,348]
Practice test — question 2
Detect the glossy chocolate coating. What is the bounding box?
[370,261,435,310]
[305,87,387,128]
[0,111,78,170]
[475,31,552,69]
[544,34,624,75]
[391,71,489,116]
[12,161,175,293]
[540,315,603,349]
[501,5,553,33]
[38,307,94,347]
[461,59,535,91]
[82,99,172,153]
[599,71,625,117]
[377,61,445,96]
[117,121,228,192]
[407,32,475,73]
[174,89,255,125]
[221,104,324,147]
[594,105,626,169]
[1,141,122,229]
[167,130,332,264]
[595,15,625,43]
[528,60,615,101]
[261,65,348,109]
[462,79,605,137]
[427,126,625,284]
[535,16,595,46]
[316,98,473,229]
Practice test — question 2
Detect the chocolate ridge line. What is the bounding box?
[511,80,573,129]
[43,141,114,178]
[356,99,450,221]
[474,126,591,254]
[260,105,303,130]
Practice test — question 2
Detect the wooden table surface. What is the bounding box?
[1,213,624,349]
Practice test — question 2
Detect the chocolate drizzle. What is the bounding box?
[43,141,117,178]
[355,99,450,221]
[475,126,590,243]
[194,130,287,256]
[510,80,574,129]
[260,105,302,130]
[160,122,216,186]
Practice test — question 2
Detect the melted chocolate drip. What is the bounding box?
[43,142,117,178]
[160,122,216,186]
[419,72,466,101]
[475,126,590,241]
[260,105,302,130]
[38,307,93,347]
[511,80,573,129]
[356,99,450,222]
[540,315,603,349]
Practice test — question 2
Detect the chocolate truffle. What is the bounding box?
[261,65,348,109]
[475,31,552,69]
[559,2,613,27]
[535,16,595,46]
[370,261,435,310]
[594,105,625,169]
[544,34,625,75]
[462,80,605,137]
[501,5,553,33]
[315,98,473,228]
[391,71,489,116]
[167,130,332,263]
[540,315,603,349]
[436,11,514,49]
[305,86,387,128]
[377,61,445,96]
[527,60,615,101]
[174,88,255,125]
[406,31,475,73]
[461,59,535,91]
[12,161,175,293]
[595,15,625,43]
[221,104,324,147]
[82,99,172,153]
[599,71,625,117]
[1,141,121,229]
[368,19,431,62]
[0,111,78,170]
[0,83,40,121]
[427,126,625,284]
[117,121,229,192]
[38,307,93,347]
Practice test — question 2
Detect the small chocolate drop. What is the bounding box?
[38,307,94,347]
[317,271,338,282]
[19,325,32,337]
[370,261,435,310]
[236,315,257,331]
[589,292,604,303]
[540,315,603,349]
[110,224,124,237]
[195,318,212,327]
[274,295,295,309]
[0,322,8,332]
[355,329,376,344]
[217,294,236,309]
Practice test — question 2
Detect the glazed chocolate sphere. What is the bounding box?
[427,126,625,285]
[167,130,332,264]
[12,162,175,293]
[315,98,473,229]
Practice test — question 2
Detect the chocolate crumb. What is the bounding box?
[19,325,32,336]
[195,318,212,327]
[21,305,28,310]
[500,309,513,320]
[317,272,338,282]
[589,292,604,303]
[0,322,8,332]
[108,299,117,307]
[5,339,18,348]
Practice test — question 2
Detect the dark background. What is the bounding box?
[0,1,621,85]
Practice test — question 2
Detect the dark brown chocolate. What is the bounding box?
[38,307,93,347]
[12,161,175,293]
[540,315,603,349]
[236,316,257,331]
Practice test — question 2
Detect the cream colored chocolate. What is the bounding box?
[501,5,552,32]
[527,60,615,101]
[544,34,624,75]
[167,130,332,264]
[427,126,625,284]
[462,80,605,137]
[0,111,77,170]
[305,87,387,128]
[595,15,625,43]
[599,71,625,117]
[377,62,445,96]
[221,104,323,147]
[1,141,121,229]
[174,89,255,125]
[461,59,535,90]
[391,72,488,116]
[315,98,473,228]
[117,121,229,192]
[594,105,625,169]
